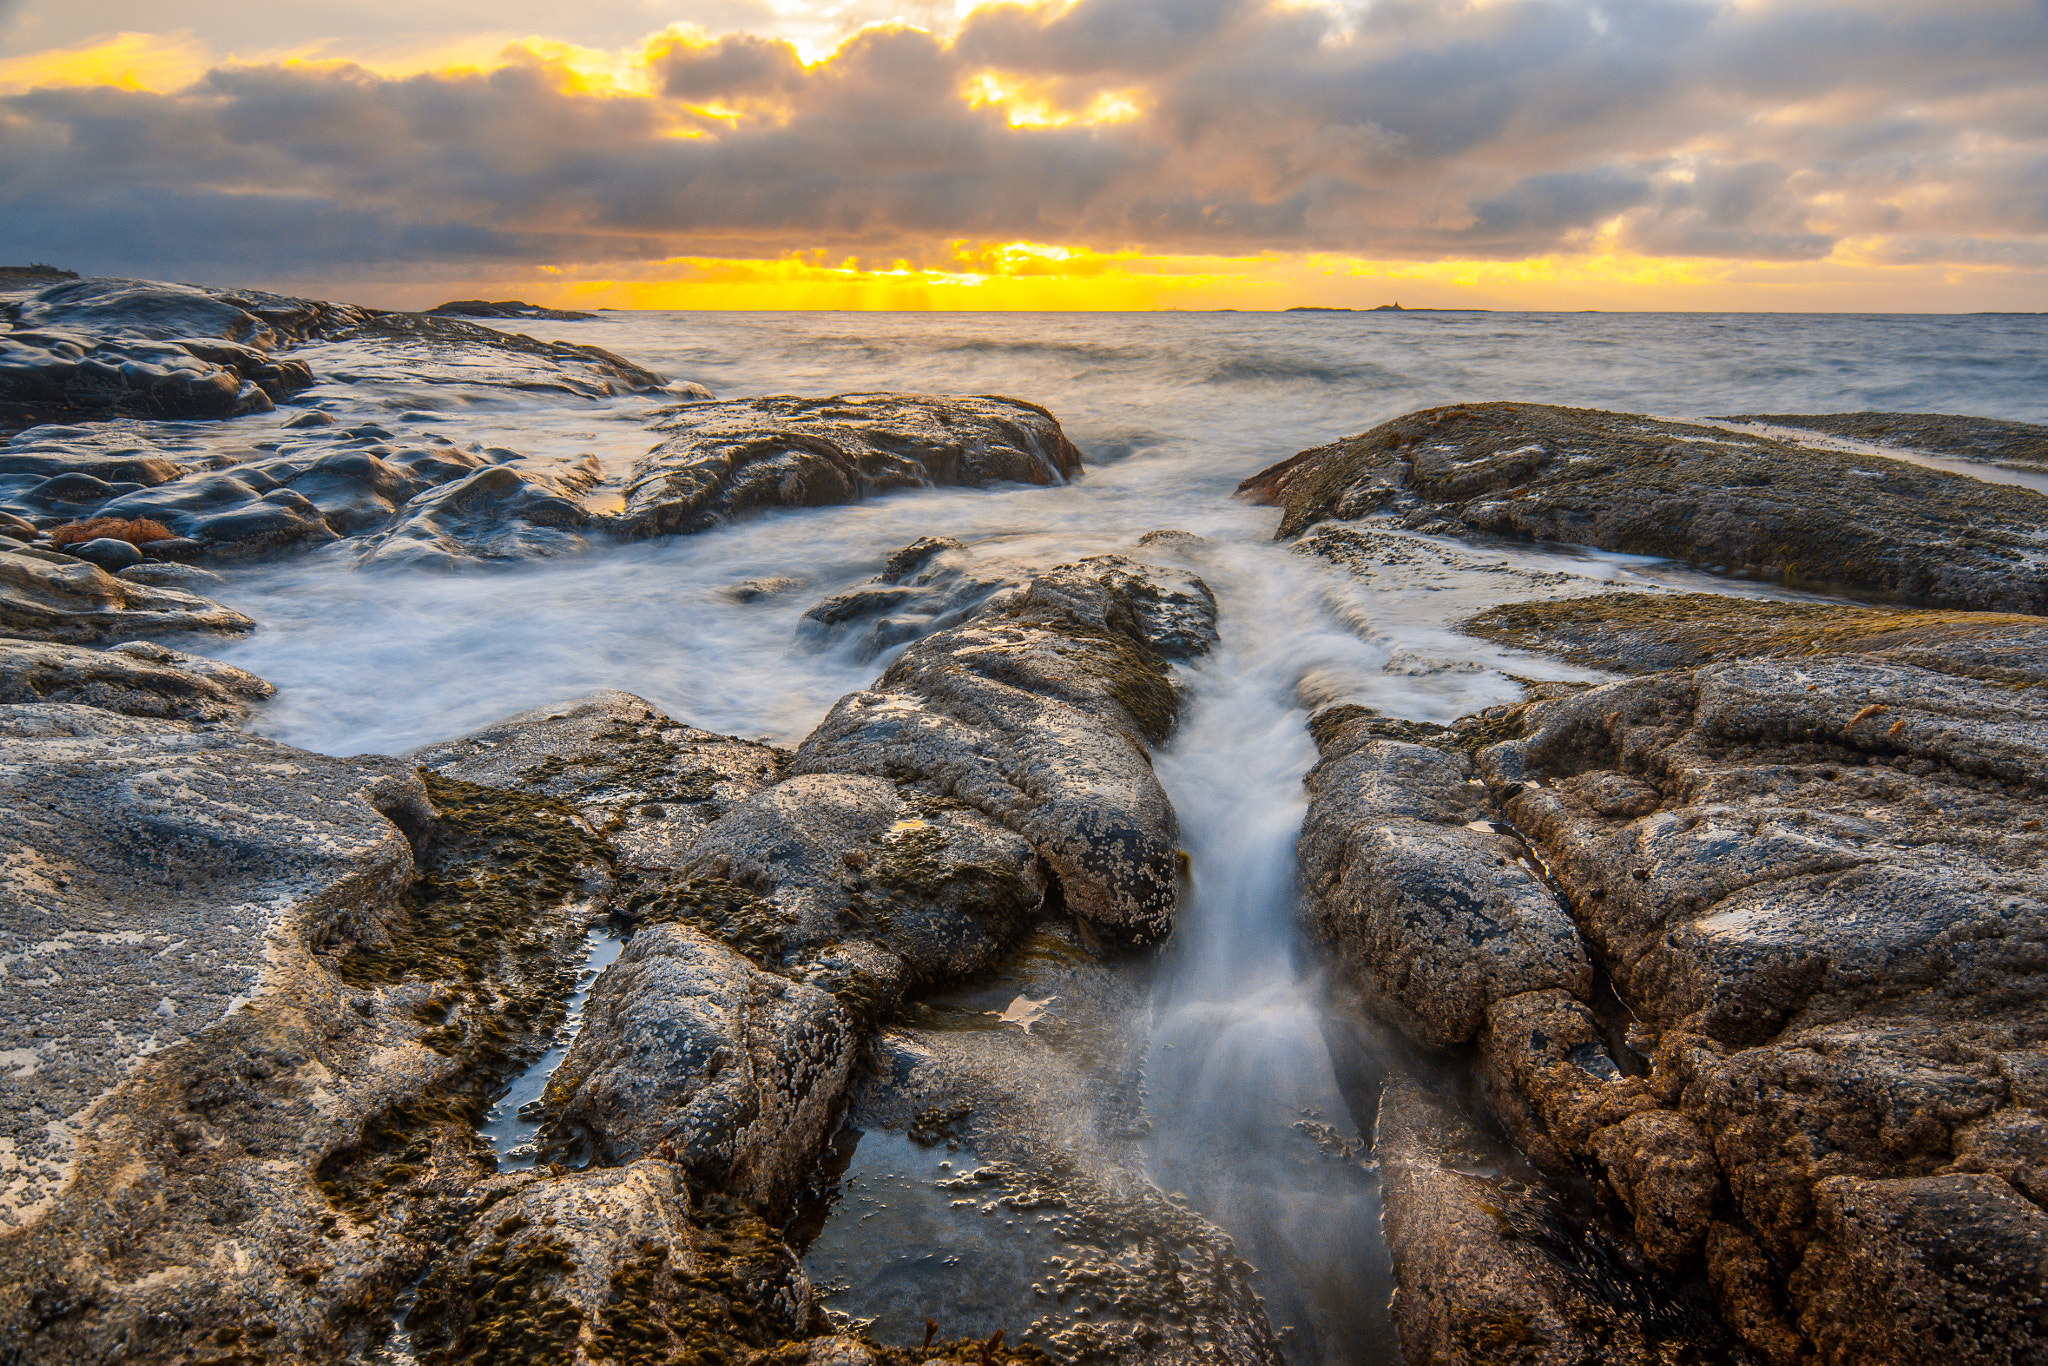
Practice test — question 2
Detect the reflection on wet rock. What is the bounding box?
[619,393,1085,538]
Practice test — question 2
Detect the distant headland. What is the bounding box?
[1284,302,1489,313]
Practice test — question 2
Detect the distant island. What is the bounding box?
[1284,302,1489,313]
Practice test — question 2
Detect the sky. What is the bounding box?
[2,0,2045,310]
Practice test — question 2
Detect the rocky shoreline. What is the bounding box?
[3,275,2046,1365]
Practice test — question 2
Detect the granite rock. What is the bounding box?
[0,543,253,641]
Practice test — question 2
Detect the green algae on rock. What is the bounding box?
[1712,410,2048,471]
[1464,591,2048,679]
[1239,401,2048,614]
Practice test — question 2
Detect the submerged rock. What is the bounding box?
[0,636,271,724]
[0,543,252,641]
[1713,410,2048,471]
[1241,401,2048,614]
[617,393,1084,538]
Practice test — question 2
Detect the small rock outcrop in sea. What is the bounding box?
[426,298,600,322]
[617,393,1085,538]
[1240,401,2048,614]
[0,543,252,641]
[1306,593,2048,1365]
[1714,410,2048,471]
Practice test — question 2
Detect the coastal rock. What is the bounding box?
[538,925,857,1212]
[406,1158,817,1366]
[0,543,253,641]
[617,393,1084,538]
[1444,598,2048,1363]
[1241,401,2048,613]
[0,636,271,724]
[1375,1081,1729,1366]
[0,709,463,1361]
[795,554,1218,947]
[679,772,1048,987]
[356,456,603,569]
[409,689,787,874]
[1465,590,2048,678]
[1296,707,1591,1049]
[1714,410,2048,471]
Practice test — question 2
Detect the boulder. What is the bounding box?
[1241,401,2048,614]
[795,554,1218,947]
[617,393,1084,538]
[538,925,857,1212]
[0,636,271,724]
[316,310,669,398]
[0,543,252,641]
[1375,1082,1730,1366]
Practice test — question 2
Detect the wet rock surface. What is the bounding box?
[0,543,253,641]
[826,925,1288,1364]
[795,552,1218,948]
[618,394,1085,538]
[1317,591,2048,1365]
[1241,401,2048,613]
[427,298,601,322]
[0,635,272,724]
[1714,410,2048,470]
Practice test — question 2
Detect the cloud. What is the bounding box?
[0,0,2044,288]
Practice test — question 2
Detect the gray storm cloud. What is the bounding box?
[1,0,2043,280]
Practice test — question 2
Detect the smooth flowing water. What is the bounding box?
[186,308,2047,1363]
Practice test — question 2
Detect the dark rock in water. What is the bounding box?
[355,456,603,569]
[427,297,600,321]
[0,637,271,725]
[540,924,858,1211]
[797,553,1218,947]
[12,276,374,348]
[618,393,1084,538]
[1241,401,2048,614]
[1714,410,2048,470]
[66,535,142,570]
[800,535,1028,661]
[118,560,225,589]
[0,544,252,641]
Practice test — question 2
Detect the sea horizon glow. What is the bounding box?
[3,0,2044,311]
